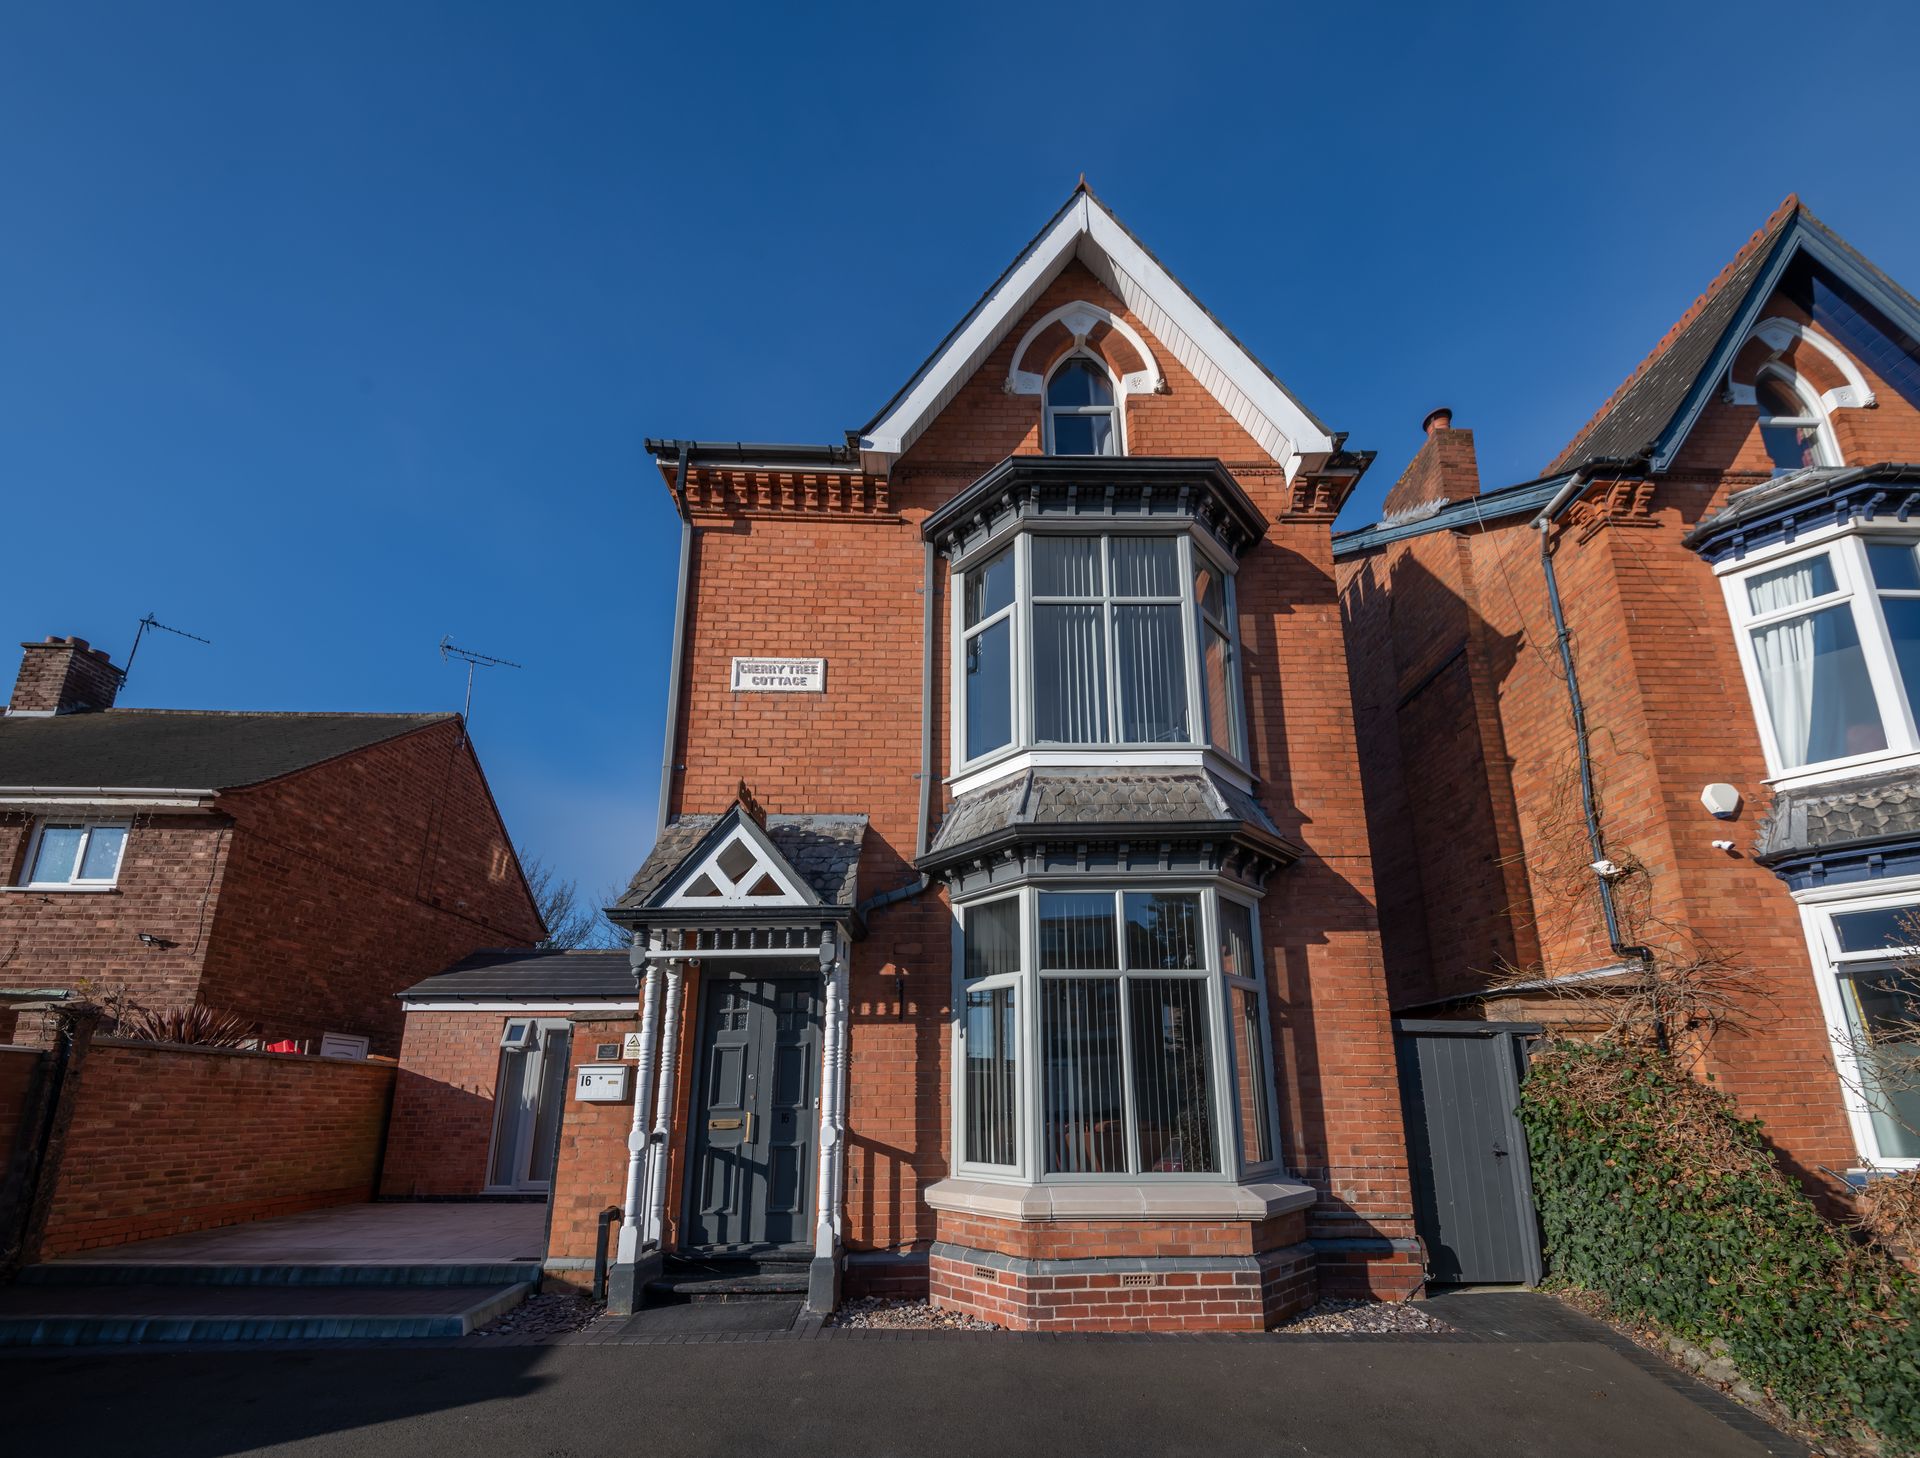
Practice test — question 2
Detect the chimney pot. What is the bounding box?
[1422,407,1453,436]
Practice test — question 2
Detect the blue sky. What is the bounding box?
[6,1,1920,906]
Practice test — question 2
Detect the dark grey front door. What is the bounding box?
[1395,1020,1543,1286]
[687,975,821,1252]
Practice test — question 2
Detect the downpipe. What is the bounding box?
[656,443,694,835]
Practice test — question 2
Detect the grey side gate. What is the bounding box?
[1394,1020,1543,1286]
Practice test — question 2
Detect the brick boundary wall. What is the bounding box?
[928,1209,1317,1331]
[0,1045,38,1172]
[32,1039,395,1258]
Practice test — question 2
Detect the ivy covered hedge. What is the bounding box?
[1518,1042,1920,1451]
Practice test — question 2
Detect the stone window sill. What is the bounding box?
[1,884,118,894]
[923,1176,1316,1223]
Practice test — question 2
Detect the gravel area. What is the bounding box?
[472,1292,603,1338]
[1274,1297,1455,1335]
[826,1296,1000,1331]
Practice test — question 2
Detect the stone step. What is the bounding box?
[16,1260,542,1289]
[0,1281,532,1346]
[647,1270,810,1303]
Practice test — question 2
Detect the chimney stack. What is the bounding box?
[9,636,123,716]
[1380,408,1481,520]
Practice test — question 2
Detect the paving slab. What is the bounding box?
[44,1202,548,1266]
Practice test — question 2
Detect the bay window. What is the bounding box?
[1724,533,1920,778]
[954,886,1280,1181]
[955,530,1246,767]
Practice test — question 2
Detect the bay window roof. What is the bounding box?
[922,456,1269,563]
[921,767,1299,898]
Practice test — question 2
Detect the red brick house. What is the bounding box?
[0,633,544,1055]
[1336,198,1920,1223]
[395,184,1421,1332]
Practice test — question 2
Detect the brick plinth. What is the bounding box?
[928,1208,1317,1332]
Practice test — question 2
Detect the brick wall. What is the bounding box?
[32,1039,394,1258]
[544,1014,639,1289]
[199,720,545,1055]
[380,1009,513,1198]
[0,1044,39,1169]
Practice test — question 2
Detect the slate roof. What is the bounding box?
[1678,466,1849,546]
[0,710,456,792]
[399,948,633,1002]
[1547,197,1801,474]
[926,769,1285,859]
[1757,766,1920,861]
[614,812,868,911]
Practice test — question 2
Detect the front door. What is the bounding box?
[687,975,822,1252]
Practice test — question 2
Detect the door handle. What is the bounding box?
[745,1111,755,1146]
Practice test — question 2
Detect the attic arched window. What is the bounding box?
[1045,356,1120,456]
[1755,366,1838,473]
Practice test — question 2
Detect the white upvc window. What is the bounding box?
[951,885,1281,1183]
[1722,533,1920,783]
[1800,889,1920,1168]
[1754,366,1839,474]
[1044,355,1122,456]
[952,528,1248,771]
[19,821,129,888]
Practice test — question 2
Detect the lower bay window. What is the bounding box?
[955,885,1280,1182]
[1804,894,1920,1167]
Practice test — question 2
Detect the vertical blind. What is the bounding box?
[964,898,1020,981]
[965,987,1020,1166]
[1128,979,1218,1174]
[1043,978,1128,1173]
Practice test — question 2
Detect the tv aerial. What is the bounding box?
[439,636,522,725]
[121,614,212,687]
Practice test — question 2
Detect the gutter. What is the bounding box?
[1532,459,1658,985]
[857,540,938,918]
[654,443,693,837]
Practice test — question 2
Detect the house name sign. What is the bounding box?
[730,657,825,692]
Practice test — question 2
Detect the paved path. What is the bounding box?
[0,1292,1798,1457]
[40,1202,549,1266]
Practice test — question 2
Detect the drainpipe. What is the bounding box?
[808,933,846,1312]
[644,961,688,1249]
[1533,463,1658,1000]
[606,940,662,1314]
[857,539,938,916]
[656,443,694,836]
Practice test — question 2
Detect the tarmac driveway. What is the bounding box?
[0,1293,1799,1457]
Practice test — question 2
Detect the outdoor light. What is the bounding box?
[1590,859,1625,880]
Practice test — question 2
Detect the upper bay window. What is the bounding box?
[955,885,1279,1181]
[1725,534,1920,777]
[959,530,1246,767]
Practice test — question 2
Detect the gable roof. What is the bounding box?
[613,808,867,915]
[0,709,456,792]
[855,184,1340,479]
[1549,197,1920,475]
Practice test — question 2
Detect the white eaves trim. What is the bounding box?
[398,999,638,1013]
[0,786,220,812]
[857,192,1337,480]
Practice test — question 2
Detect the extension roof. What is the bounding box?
[398,948,634,1003]
[1549,197,1920,475]
[0,710,456,792]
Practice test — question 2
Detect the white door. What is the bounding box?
[487,1019,572,1192]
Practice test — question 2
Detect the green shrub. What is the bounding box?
[1519,1041,1920,1450]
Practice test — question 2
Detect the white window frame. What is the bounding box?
[1718,526,1920,790]
[949,526,1251,779]
[17,820,129,890]
[1043,352,1125,457]
[1795,880,1920,1170]
[948,883,1283,1186]
[1753,364,1839,475]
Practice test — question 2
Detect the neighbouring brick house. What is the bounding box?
[1336,197,1920,1212]
[0,633,544,1054]
[428,184,1424,1333]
